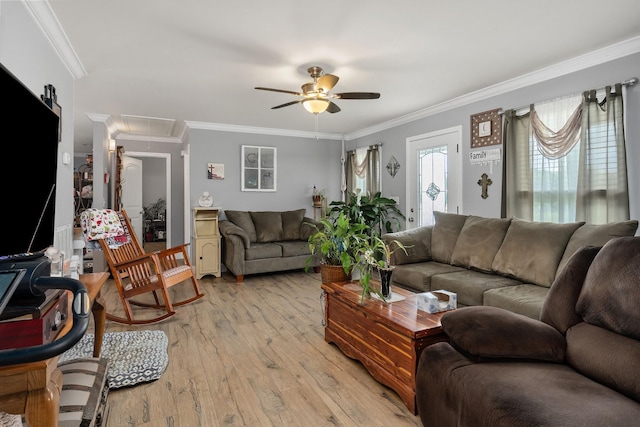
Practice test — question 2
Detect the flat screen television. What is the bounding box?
[0,63,59,260]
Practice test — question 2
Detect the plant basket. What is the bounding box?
[320,264,352,284]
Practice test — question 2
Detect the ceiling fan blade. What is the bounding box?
[271,100,301,109]
[326,102,341,113]
[255,87,303,96]
[316,74,339,92]
[334,92,381,100]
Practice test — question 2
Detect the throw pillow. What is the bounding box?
[381,227,432,265]
[281,209,305,240]
[431,211,469,264]
[451,216,512,272]
[225,210,257,242]
[577,236,640,340]
[491,218,584,287]
[556,220,639,275]
[250,211,284,242]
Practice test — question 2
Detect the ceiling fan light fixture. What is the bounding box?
[302,98,329,114]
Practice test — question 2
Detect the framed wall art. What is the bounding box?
[241,145,277,191]
[470,108,502,148]
[207,163,224,179]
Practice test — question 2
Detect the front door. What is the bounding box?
[406,126,462,228]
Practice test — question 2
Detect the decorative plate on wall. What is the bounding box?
[470,108,502,148]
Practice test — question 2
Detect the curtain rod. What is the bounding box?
[499,77,638,115]
[346,142,382,153]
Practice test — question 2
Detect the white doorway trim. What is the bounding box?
[126,151,172,248]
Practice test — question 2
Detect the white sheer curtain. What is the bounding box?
[503,85,629,224]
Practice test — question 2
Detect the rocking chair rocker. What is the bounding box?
[88,209,204,325]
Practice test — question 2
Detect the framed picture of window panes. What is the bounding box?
[241,145,277,191]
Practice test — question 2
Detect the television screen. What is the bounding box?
[0,63,59,259]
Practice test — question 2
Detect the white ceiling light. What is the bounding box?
[302,98,329,114]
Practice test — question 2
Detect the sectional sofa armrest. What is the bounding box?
[382,225,433,265]
[219,220,251,248]
[441,306,566,363]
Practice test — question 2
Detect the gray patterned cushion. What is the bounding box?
[60,330,168,389]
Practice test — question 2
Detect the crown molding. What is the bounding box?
[34,1,640,142]
[346,35,640,140]
[24,0,86,79]
[185,121,344,141]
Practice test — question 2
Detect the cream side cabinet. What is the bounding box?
[192,207,221,279]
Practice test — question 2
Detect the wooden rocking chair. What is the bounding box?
[98,209,204,325]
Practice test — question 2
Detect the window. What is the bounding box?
[241,145,276,191]
[346,145,381,196]
[504,84,629,224]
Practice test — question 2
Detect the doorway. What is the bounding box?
[406,126,462,228]
[122,151,172,250]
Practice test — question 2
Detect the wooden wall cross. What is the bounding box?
[477,173,492,199]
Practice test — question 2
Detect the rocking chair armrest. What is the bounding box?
[111,252,162,270]
[155,243,191,257]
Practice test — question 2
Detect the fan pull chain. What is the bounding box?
[315,113,319,141]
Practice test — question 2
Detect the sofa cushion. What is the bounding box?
[392,262,465,293]
[245,242,283,260]
[281,209,305,240]
[431,270,521,307]
[277,241,311,257]
[556,220,638,275]
[450,216,511,272]
[566,322,640,402]
[492,218,584,287]
[225,210,258,242]
[431,212,469,264]
[382,227,432,265]
[250,211,284,242]
[576,236,640,340]
[484,284,549,320]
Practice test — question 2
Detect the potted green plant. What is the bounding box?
[305,212,370,284]
[328,190,405,237]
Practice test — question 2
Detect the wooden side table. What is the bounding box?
[0,272,109,427]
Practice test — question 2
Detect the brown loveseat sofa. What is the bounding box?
[382,212,637,319]
[219,209,322,282]
[415,236,640,426]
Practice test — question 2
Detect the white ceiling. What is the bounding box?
[41,0,640,152]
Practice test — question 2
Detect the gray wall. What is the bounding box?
[141,157,167,208]
[349,52,640,227]
[0,2,76,250]
[188,129,344,220]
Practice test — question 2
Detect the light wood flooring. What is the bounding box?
[95,270,423,427]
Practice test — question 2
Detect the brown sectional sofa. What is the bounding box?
[219,209,322,282]
[382,211,638,319]
[416,236,640,426]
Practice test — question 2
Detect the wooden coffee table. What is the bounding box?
[321,281,449,414]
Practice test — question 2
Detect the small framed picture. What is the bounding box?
[207,163,224,180]
[478,120,491,137]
